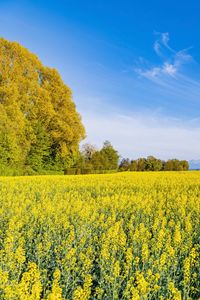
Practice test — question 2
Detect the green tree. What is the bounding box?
[136,158,147,171]
[165,159,189,171]
[119,158,131,171]
[146,156,163,171]
[180,160,189,171]
[130,160,137,171]
[26,123,51,171]
[99,141,119,170]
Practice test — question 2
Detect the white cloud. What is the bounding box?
[137,32,192,81]
[136,67,161,80]
[163,62,177,76]
[153,41,162,56]
[174,49,193,66]
[154,31,175,54]
[136,62,177,80]
[161,32,170,48]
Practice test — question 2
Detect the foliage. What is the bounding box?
[0,172,199,299]
[99,140,119,170]
[164,159,189,171]
[81,143,97,163]
[119,158,131,171]
[79,145,189,174]
[78,141,119,171]
[0,38,85,173]
[119,156,189,172]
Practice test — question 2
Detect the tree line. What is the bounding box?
[64,142,189,174]
[119,156,189,172]
[65,141,119,174]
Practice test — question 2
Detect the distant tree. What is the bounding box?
[146,156,163,171]
[136,158,147,171]
[91,151,104,170]
[165,159,174,171]
[130,160,137,171]
[99,141,119,170]
[154,158,163,171]
[81,143,97,162]
[174,159,181,171]
[165,159,189,171]
[119,158,131,171]
[161,160,166,170]
[180,160,189,171]
[74,141,119,172]
[117,156,189,173]
[175,160,189,171]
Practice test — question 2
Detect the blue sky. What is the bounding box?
[0,0,200,160]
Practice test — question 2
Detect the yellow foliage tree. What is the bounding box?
[0,38,85,173]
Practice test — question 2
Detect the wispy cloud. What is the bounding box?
[153,32,173,57]
[135,32,193,81]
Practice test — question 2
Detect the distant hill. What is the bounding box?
[189,160,200,170]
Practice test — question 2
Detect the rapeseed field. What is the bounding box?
[0,172,199,299]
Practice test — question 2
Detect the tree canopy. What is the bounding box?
[119,156,189,172]
[71,141,120,173]
[0,38,85,173]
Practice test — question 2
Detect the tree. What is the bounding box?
[180,160,189,171]
[165,159,174,171]
[165,159,189,171]
[81,143,97,162]
[119,158,131,171]
[99,141,119,170]
[136,158,147,171]
[26,122,51,171]
[0,38,85,173]
[146,156,163,171]
[91,151,104,170]
[130,160,137,171]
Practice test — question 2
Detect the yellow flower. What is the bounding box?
[183,257,190,285]
[47,269,62,300]
[0,171,199,299]
[113,260,120,277]
[174,224,182,245]
[142,243,149,262]
[168,281,182,300]
[73,275,92,300]
[135,271,148,295]
[17,262,42,300]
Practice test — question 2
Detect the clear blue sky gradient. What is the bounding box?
[0,0,200,160]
